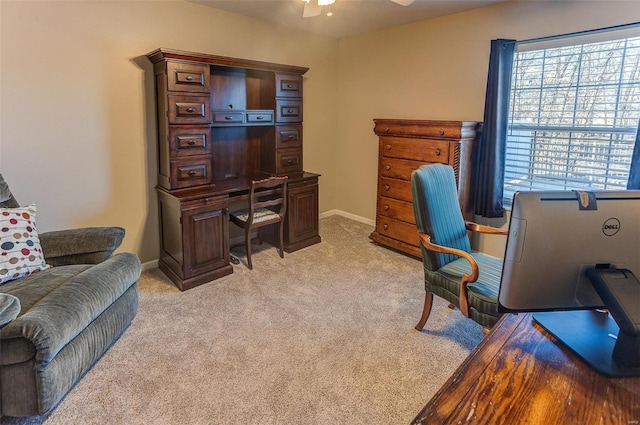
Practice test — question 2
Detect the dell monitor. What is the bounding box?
[498,190,640,377]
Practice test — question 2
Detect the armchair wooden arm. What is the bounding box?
[417,232,478,318]
[465,221,509,236]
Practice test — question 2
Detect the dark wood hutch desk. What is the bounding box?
[147,49,321,291]
[413,312,640,424]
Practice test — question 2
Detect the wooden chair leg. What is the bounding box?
[415,292,434,331]
[277,221,284,258]
[245,229,253,270]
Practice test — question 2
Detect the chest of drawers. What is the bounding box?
[369,119,478,258]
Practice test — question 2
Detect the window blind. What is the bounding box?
[504,26,640,204]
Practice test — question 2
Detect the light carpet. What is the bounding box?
[4,215,483,425]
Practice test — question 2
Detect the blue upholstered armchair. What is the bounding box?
[411,164,507,332]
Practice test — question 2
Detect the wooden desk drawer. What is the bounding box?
[379,177,412,202]
[212,111,244,124]
[276,99,302,123]
[168,95,210,125]
[276,73,302,98]
[246,110,274,124]
[169,126,211,157]
[170,159,213,189]
[381,137,450,163]
[376,217,420,247]
[378,196,415,224]
[380,158,426,181]
[276,125,302,149]
[277,149,303,173]
[167,62,210,93]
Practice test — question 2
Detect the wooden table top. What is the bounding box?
[412,312,640,425]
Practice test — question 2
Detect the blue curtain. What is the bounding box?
[628,120,640,190]
[473,39,516,218]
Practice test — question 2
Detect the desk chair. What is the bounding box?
[411,164,507,332]
[229,176,288,270]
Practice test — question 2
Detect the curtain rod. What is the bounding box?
[518,21,640,46]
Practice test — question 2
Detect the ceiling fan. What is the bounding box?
[302,0,416,18]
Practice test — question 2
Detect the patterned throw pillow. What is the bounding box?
[0,204,50,284]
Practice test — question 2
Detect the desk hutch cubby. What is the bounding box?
[369,119,478,258]
[147,49,321,291]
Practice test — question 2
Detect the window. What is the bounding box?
[504,27,640,205]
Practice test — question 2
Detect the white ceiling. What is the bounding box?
[191,0,507,39]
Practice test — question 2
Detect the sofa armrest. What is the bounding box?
[40,227,125,266]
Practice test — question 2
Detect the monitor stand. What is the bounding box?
[533,310,640,377]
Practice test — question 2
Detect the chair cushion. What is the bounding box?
[0,253,141,365]
[425,252,503,319]
[230,207,280,224]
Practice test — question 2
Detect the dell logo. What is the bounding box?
[602,218,621,236]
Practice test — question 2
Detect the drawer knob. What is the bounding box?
[188,171,197,176]
[186,107,196,113]
[256,116,264,120]
[385,127,390,133]
[385,165,391,171]
[288,159,295,164]
[383,224,388,230]
[384,184,390,191]
[188,140,196,146]
[225,116,234,120]
[435,149,441,156]
[384,205,389,211]
[186,76,194,81]
[287,109,294,113]
[286,84,293,88]
[439,129,445,136]
[288,135,294,140]
[386,145,391,151]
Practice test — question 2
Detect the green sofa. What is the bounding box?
[0,174,141,417]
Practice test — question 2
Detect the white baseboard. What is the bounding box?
[141,259,159,271]
[320,209,375,226]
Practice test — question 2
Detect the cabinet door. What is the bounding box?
[182,200,229,278]
[286,180,319,246]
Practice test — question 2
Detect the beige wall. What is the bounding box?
[335,0,640,257]
[0,1,339,263]
[2,1,639,263]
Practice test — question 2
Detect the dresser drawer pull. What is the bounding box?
[439,129,445,136]
[384,184,390,191]
[383,224,388,230]
[186,76,194,81]
[255,116,264,120]
[188,140,197,146]
[435,149,441,156]
[385,127,390,133]
[225,116,234,120]
[384,205,389,211]
[386,145,391,151]
[188,170,197,176]
[286,84,294,88]
[287,159,295,164]
[287,109,294,113]
[287,135,295,140]
[385,165,391,171]
[186,107,196,113]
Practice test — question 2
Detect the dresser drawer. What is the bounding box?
[276,99,302,123]
[380,158,427,181]
[167,62,210,93]
[170,159,213,189]
[378,196,416,224]
[212,111,245,124]
[169,126,211,157]
[276,149,303,173]
[276,73,302,98]
[379,177,412,202]
[276,125,302,149]
[375,217,420,247]
[381,137,450,163]
[168,95,210,125]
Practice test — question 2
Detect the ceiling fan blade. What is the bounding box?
[390,0,415,5]
[303,2,322,17]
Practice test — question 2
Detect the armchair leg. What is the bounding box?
[278,222,284,259]
[415,292,434,331]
